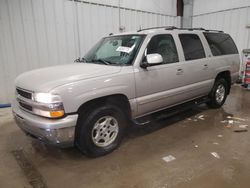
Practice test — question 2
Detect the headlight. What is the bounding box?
[32,93,65,118]
[33,93,62,103]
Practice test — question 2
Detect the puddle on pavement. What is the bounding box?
[4,86,250,188]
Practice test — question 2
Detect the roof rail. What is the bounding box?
[204,29,224,33]
[176,27,205,31]
[171,27,224,33]
[137,26,224,33]
[137,26,177,32]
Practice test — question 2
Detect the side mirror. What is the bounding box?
[140,53,163,68]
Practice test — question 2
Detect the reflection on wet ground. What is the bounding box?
[0,85,250,188]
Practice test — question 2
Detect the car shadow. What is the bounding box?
[127,104,208,138]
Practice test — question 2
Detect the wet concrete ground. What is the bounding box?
[0,85,250,188]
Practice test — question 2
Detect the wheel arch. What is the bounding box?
[74,94,132,147]
[77,94,132,119]
[215,71,231,94]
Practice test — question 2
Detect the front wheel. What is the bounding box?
[207,78,228,108]
[75,104,127,157]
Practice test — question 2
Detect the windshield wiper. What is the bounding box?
[91,58,112,65]
[74,57,87,63]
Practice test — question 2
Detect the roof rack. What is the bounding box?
[204,29,224,33]
[137,26,224,33]
[137,26,177,32]
[174,27,205,31]
[167,27,224,33]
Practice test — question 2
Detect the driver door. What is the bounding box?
[134,34,188,116]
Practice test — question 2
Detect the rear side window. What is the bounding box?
[147,34,179,64]
[179,34,206,61]
[204,33,238,56]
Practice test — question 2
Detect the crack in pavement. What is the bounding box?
[11,149,47,188]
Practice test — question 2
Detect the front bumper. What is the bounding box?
[12,100,78,147]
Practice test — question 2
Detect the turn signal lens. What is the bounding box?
[33,108,65,118]
[49,110,65,118]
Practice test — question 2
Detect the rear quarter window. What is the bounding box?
[203,33,238,56]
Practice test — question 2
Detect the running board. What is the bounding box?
[132,96,210,126]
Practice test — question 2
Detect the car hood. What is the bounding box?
[15,63,122,92]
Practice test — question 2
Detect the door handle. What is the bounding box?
[176,68,184,75]
[203,64,208,70]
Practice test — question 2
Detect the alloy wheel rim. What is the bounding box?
[91,116,119,147]
[215,84,225,103]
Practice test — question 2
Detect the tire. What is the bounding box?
[207,78,228,108]
[75,104,127,157]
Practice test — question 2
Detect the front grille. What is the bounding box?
[16,88,32,100]
[19,101,33,111]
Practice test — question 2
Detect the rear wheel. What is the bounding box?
[207,78,228,108]
[75,104,127,157]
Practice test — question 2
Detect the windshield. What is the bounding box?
[83,35,145,65]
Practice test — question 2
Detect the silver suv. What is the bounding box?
[12,27,240,157]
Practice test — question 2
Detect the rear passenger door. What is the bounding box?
[177,33,213,98]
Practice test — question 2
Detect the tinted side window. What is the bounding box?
[147,34,179,64]
[204,33,238,56]
[179,34,206,61]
